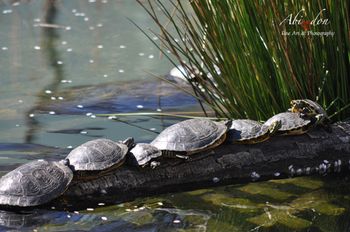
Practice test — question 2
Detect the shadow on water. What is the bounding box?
[32,79,198,115]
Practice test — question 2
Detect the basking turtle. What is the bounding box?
[264,112,314,135]
[65,137,134,178]
[0,160,73,207]
[151,118,229,157]
[128,143,162,168]
[227,119,281,144]
[290,99,331,131]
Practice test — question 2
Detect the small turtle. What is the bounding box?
[264,112,314,135]
[128,143,162,168]
[290,99,331,131]
[0,160,73,207]
[227,119,281,144]
[151,118,229,158]
[65,137,134,178]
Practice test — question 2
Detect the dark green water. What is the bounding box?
[1,1,350,231]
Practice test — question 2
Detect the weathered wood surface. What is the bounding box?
[64,122,350,202]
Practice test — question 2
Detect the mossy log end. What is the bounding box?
[64,122,350,201]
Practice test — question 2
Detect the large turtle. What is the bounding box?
[290,99,331,131]
[151,118,229,157]
[227,119,281,144]
[0,160,73,207]
[0,137,134,207]
[264,112,314,135]
[65,137,134,178]
[128,143,162,168]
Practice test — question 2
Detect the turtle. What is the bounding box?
[264,112,314,135]
[226,119,281,144]
[150,118,229,158]
[290,99,331,131]
[128,143,162,168]
[0,160,73,207]
[65,137,134,178]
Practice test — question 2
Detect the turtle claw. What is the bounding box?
[315,114,326,123]
[175,154,190,160]
[150,161,160,169]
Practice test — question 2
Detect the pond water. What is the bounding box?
[1,1,350,231]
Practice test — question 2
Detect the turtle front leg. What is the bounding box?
[268,120,282,134]
[162,150,189,160]
[315,114,332,133]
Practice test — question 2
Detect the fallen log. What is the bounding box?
[63,121,350,203]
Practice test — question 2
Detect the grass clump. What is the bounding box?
[137,0,350,121]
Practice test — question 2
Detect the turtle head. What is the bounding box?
[290,99,326,116]
[290,99,330,125]
[59,158,78,171]
[59,158,69,166]
[122,137,135,149]
[59,158,74,170]
[268,119,282,135]
[224,120,233,129]
[290,99,315,116]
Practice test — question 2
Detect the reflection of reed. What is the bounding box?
[25,0,64,143]
[9,5,20,89]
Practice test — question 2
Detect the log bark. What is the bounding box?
[63,121,350,203]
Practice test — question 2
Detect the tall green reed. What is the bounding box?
[137,0,350,121]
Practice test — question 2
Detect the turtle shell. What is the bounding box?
[128,143,162,166]
[151,118,228,154]
[66,138,128,171]
[264,112,311,135]
[0,160,73,207]
[227,119,270,142]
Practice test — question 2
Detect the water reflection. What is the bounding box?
[1,176,350,231]
[0,210,49,230]
[0,202,211,231]
[25,0,65,143]
[8,0,197,147]
[0,0,190,146]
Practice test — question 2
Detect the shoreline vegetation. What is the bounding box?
[136,0,350,122]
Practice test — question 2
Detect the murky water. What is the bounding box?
[1,1,350,231]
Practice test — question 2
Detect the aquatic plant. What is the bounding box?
[161,176,348,230]
[137,0,350,121]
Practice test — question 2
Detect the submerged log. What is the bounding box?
[64,121,350,202]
